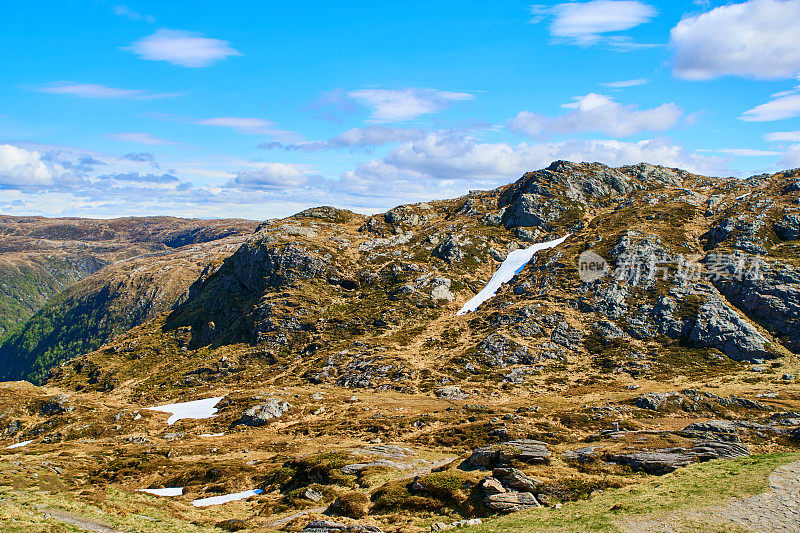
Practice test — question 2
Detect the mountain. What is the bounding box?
[0,216,259,382]
[1,162,799,532]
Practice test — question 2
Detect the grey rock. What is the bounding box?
[689,293,775,361]
[384,205,434,227]
[303,520,347,533]
[280,224,317,238]
[634,391,682,411]
[774,212,800,241]
[681,420,740,442]
[40,394,71,416]
[710,259,800,353]
[608,440,750,475]
[303,487,324,502]
[550,321,583,350]
[430,276,455,301]
[477,334,537,367]
[479,477,506,495]
[562,447,599,463]
[432,235,468,263]
[594,320,625,340]
[484,491,541,512]
[492,467,541,493]
[237,399,290,427]
[434,386,465,400]
[468,440,551,467]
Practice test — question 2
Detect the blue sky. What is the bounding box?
[1,0,800,219]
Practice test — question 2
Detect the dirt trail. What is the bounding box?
[622,461,800,533]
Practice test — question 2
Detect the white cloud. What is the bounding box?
[194,117,300,142]
[126,29,241,68]
[228,163,312,190]
[766,131,800,142]
[0,144,57,186]
[740,94,800,121]
[260,126,427,151]
[700,148,782,156]
[108,133,176,145]
[113,5,154,22]
[508,93,682,138]
[347,88,474,123]
[601,78,649,88]
[530,1,657,47]
[339,131,729,202]
[34,82,179,99]
[781,144,800,167]
[671,0,800,80]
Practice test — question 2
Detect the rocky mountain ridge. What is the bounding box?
[1,160,799,532]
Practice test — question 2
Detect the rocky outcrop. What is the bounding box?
[483,491,540,512]
[432,235,469,263]
[477,334,536,367]
[710,259,800,353]
[229,242,329,294]
[608,440,750,475]
[774,212,800,241]
[468,440,551,467]
[236,399,290,427]
[303,520,383,533]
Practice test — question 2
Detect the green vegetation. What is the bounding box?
[466,453,800,532]
[0,284,124,384]
[0,258,82,344]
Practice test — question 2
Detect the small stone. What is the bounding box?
[303,487,323,502]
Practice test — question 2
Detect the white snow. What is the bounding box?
[145,396,224,425]
[138,487,183,497]
[199,433,224,438]
[456,235,570,316]
[191,489,263,507]
[5,440,34,449]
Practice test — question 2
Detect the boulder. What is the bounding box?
[40,394,71,416]
[479,477,506,495]
[484,491,541,512]
[608,440,750,475]
[434,386,465,400]
[237,399,290,427]
[430,277,455,301]
[634,391,682,411]
[681,420,740,442]
[492,467,541,493]
[468,440,551,467]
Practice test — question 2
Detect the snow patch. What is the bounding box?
[456,235,570,316]
[138,487,183,497]
[6,440,33,449]
[192,489,263,507]
[145,396,224,425]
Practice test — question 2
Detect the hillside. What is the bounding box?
[0,215,259,343]
[1,161,800,532]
